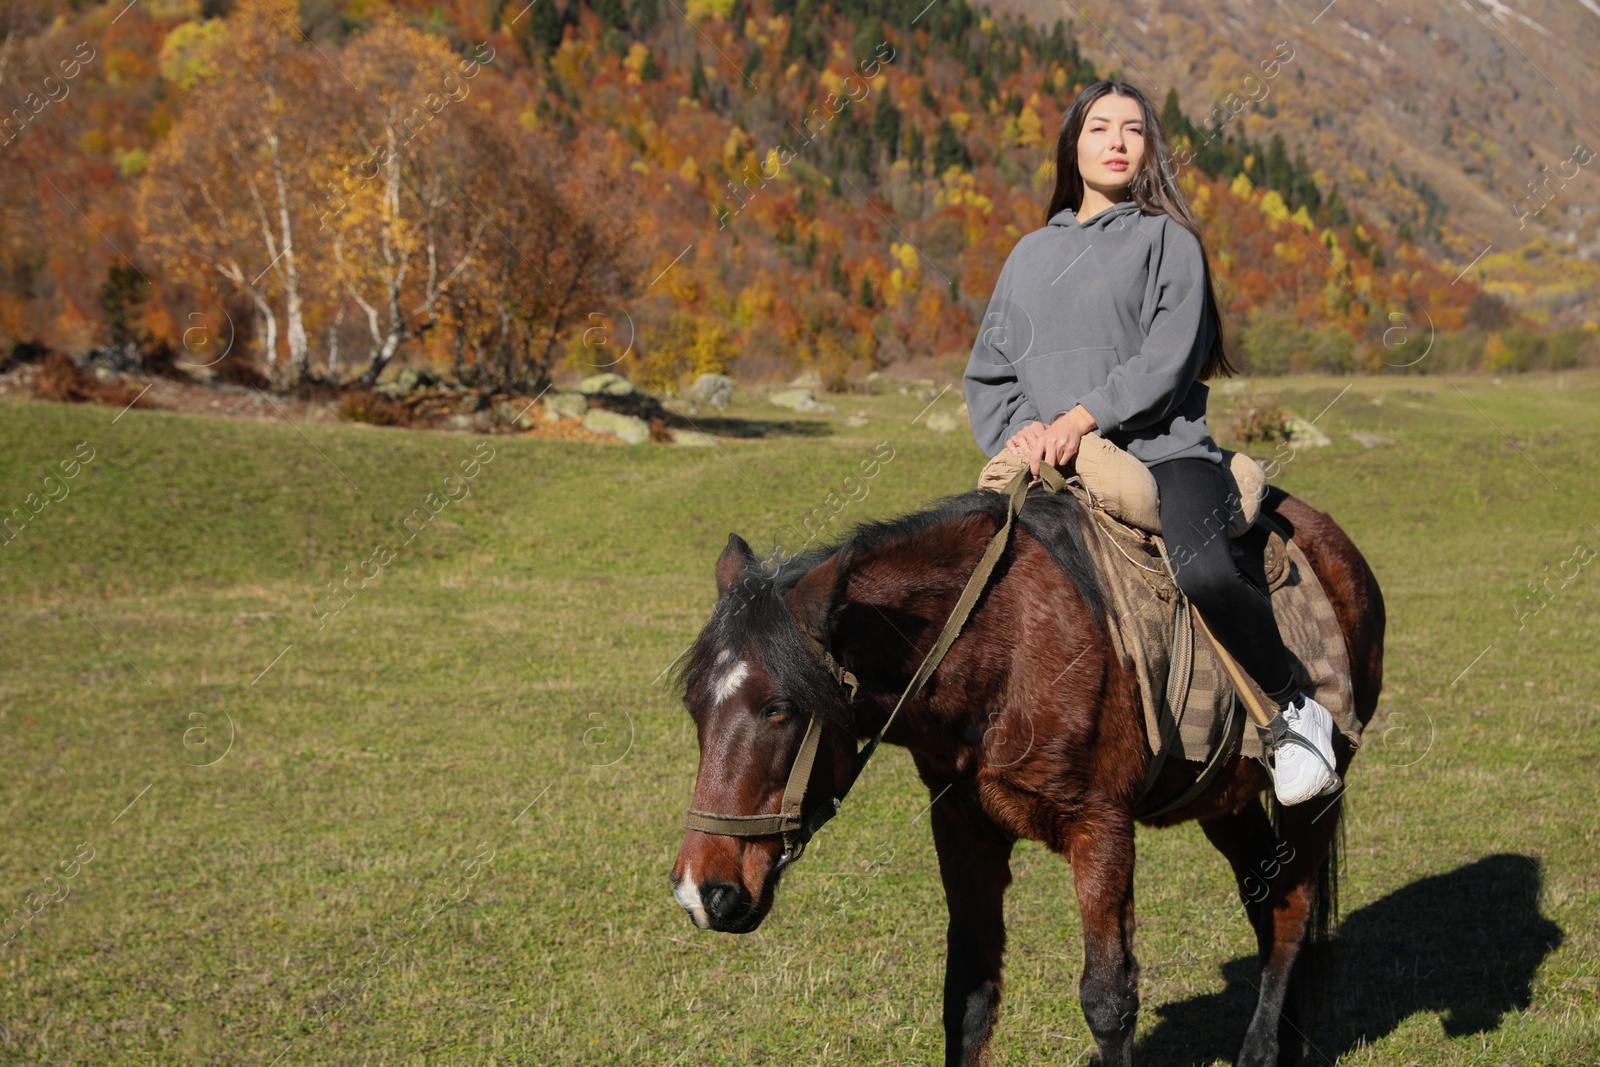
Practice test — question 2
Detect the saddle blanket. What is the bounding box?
[977,451,1361,765]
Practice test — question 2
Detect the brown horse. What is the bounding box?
[670,480,1384,1067]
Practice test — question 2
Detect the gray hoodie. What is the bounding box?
[962,198,1223,467]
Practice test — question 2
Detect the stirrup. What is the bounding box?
[1257,711,1341,797]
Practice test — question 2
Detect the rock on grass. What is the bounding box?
[584,408,651,443]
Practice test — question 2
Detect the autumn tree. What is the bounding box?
[322,20,501,387]
[441,117,642,393]
[138,0,327,383]
[0,1,98,351]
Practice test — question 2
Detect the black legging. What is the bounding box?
[1150,457,1298,705]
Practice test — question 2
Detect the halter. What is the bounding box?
[682,462,1061,864]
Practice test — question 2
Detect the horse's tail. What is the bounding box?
[1270,793,1343,1053]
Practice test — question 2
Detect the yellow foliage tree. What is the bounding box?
[324,19,496,385]
[1016,106,1043,148]
[634,311,736,391]
[1482,332,1512,372]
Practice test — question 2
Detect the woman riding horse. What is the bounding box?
[962,79,1340,806]
[672,78,1384,1067]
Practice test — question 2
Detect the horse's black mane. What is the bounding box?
[669,486,1106,727]
[1013,489,1108,626]
[782,485,1105,624]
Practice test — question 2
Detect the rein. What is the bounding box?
[683,462,1066,864]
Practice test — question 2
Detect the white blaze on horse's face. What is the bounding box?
[673,864,710,929]
[710,651,751,706]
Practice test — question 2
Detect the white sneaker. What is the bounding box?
[1265,692,1341,805]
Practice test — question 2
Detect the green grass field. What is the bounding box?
[1,373,1597,1065]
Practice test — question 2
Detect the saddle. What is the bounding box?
[976,446,1362,812]
[978,431,1267,537]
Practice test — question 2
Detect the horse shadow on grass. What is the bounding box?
[1135,854,1563,1065]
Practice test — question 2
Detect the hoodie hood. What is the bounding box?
[1047,198,1144,231]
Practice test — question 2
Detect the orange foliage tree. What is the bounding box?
[137,0,326,382]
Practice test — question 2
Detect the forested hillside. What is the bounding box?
[995,0,1600,266]
[1,0,1594,394]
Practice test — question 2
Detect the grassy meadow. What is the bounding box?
[1,373,1597,1065]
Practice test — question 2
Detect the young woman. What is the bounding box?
[962,80,1339,805]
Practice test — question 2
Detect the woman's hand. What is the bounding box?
[1021,405,1098,477]
[1005,421,1047,457]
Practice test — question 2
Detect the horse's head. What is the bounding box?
[669,532,860,933]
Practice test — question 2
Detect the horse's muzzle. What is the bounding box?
[672,872,766,933]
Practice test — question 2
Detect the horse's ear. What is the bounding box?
[715,533,756,597]
[785,549,850,641]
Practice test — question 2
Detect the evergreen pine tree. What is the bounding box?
[1325,186,1349,227]
[1265,133,1292,193]
[593,0,628,32]
[628,0,659,31]
[526,0,565,57]
[689,51,707,99]
[931,118,970,174]
[872,91,900,161]
[1159,88,1193,143]
[98,264,148,352]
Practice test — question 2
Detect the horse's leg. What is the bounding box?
[1066,817,1139,1067]
[1198,799,1279,948]
[922,768,1016,1067]
[1201,796,1340,1067]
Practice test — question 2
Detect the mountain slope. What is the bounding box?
[992,0,1600,261]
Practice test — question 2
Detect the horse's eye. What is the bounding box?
[762,701,794,720]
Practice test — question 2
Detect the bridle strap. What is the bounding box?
[845,461,1065,785]
[683,461,1066,857]
[683,715,825,845]
[801,634,860,704]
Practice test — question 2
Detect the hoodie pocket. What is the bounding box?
[1017,346,1121,417]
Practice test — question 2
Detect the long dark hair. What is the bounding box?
[1045,81,1236,380]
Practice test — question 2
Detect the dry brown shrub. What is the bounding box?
[30,354,151,409]
[338,390,415,427]
[290,378,343,403]
[1223,394,1292,445]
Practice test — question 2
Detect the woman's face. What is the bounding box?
[1076,92,1145,199]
